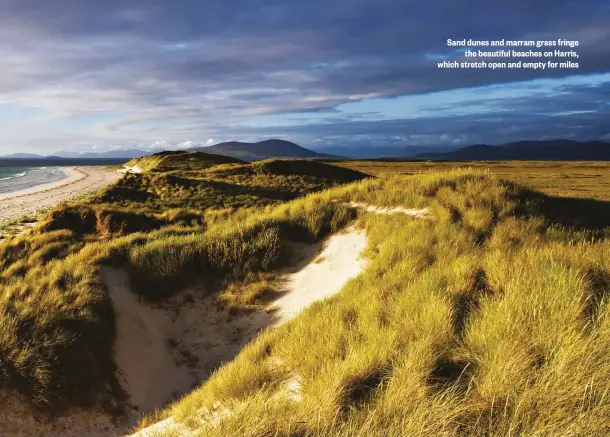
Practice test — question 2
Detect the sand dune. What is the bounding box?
[130,227,368,437]
[0,211,420,436]
[0,167,119,225]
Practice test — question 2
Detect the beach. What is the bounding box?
[0,167,120,225]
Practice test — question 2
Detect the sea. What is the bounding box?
[0,166,68,195]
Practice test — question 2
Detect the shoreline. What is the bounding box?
[0,167,85,201]
[0,166,120,226]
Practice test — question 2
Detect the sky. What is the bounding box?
[0,0,609,155]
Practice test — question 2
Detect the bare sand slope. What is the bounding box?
[104,268,178,414]
[131,227,369,437]
[274,227,368,322]
[104,268,277,420]
[0,167,119,225]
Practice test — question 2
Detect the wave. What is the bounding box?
[0,171,27,181]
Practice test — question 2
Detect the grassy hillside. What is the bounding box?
[0,157,366,411]
[136,170,610,437]
[125,150,244,173]
[0,156,609,437]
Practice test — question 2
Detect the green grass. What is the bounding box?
[92,155,367,215]
[126,150,244,172]
[126,199,355,301]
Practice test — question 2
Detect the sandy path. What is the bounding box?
[0,167,120,225]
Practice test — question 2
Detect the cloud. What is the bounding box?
[0,0,608,153]
[149,140,172,150]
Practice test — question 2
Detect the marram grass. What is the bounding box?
[0,157,608,437]
[142,170,610,437]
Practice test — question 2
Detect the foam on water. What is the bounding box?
[0,167,68,194]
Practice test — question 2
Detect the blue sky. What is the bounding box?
[0,0,609,154]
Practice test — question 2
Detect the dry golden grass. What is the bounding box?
[334,160,610,201]
[0,158,363,410]
[1,155,609,437]
[137,170,610,437]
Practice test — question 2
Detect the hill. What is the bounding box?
[196,139,329,160]
[132,169,610,437]
[0,153,609,436]
[421,140,610,160]
[100,155,367,212]
[126,150,245,173]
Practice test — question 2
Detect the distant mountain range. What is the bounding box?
[1,140,326,161]
[2,139,609,161]
[195,139,330,160]
[418,140,610,160]
[0,150,154,159]
[311,145,458,159]
[52,149,157,159]
[1,153,61,159]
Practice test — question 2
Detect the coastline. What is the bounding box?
[0,167,85,201]
[0,166,120,226]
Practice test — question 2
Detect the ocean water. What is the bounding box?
[0,166,68,195]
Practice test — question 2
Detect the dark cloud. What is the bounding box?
[207,81,610,148]
[0,0,608,152]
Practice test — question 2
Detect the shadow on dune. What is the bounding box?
[536,194,610,231]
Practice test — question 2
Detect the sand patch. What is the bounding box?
[120,165,143,174]
[103,268,277,419]
[347,201,431,217]
[103,268,179,415]
[273,226,368,323]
